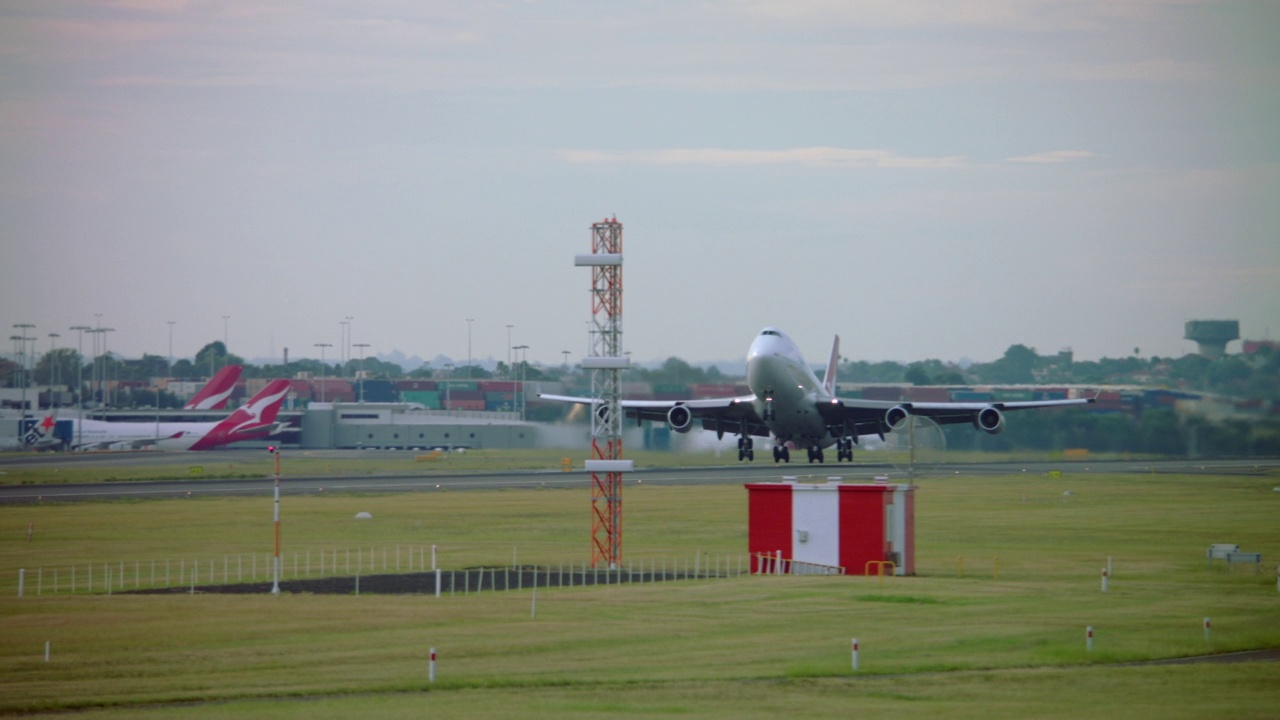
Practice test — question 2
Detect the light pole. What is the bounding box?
[506,324,514,378]
[166,321,176,378]
[99,328,115,407]
[466,318,474,379]
[48,333,60,391]
[343,316,353,375]
[314,343,332,402]
[353,343,370,402]
[13,324,34,413]
[562,350,571,369]
[69,326,90,417]
[221,315,230,370]
[513,345,529,420]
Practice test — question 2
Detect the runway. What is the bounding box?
[1,451,1276,504]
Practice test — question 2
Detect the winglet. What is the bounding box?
[823,335,840,395]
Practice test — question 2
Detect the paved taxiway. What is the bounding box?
[1,450,1277,504]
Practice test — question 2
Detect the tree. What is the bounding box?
[904,362,931,386]
[34,348,82,387]
[193,341,244,377]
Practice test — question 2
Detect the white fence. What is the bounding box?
[12,548,764,596]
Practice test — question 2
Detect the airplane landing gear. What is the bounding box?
[807,445,824,464]
[772,445,791,463]
[836,437,854,462]
[737,436,755,462]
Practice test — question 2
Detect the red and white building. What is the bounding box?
[745,480,915,576]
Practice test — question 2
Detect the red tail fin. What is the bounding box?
[189,380,291,450]
[183,365,243,410]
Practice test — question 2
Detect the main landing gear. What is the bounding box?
[772,444,791,463]
[806,445,825,464]
[835,437,855,462]
[737,436,755,462]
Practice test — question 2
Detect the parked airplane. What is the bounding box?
[541,327,1094,463]
[23,379,292,451]
[183,364,242,410]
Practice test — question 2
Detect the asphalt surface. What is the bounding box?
[1,451,1277,504]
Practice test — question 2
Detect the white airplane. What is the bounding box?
[22,379,292,451]
[541,327,1094,463]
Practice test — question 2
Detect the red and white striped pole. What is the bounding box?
[429,647,437,682]
[851,638,860,671]
[1101,568,1108,593]
[1086,626,1094,653]
[270,446,281,596]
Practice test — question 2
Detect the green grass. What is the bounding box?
[2,471,1279,717]
[0,446,1154,486]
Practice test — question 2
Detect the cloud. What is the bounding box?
[562,147,966,169]
[1006,150,1097,164]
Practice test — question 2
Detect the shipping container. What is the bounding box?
[992,390,1035,402]
[905,387,950,402]
[443,381,479,392]
[652,383,688,395]
[690,384,738,398]
[289,380,313,400]
[479,381,518,392]
[951,390,994,402]
[448,389,484,401]
[395,379,438,391]
[358,382,397,403]
[485,392,517,402]
[861,386,906,401]
[446,399,486,411]
[401,390,441,408]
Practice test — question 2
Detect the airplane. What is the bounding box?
[22,379,292,451]
[183,364,243,410]
[541,327,1094,463]
[5,365,247,451]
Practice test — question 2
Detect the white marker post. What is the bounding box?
[432,545,437,571]
[1086,626,1094,653]
[428,647,437,683]
[1204,617,1211,643]
[44,641,50,662]
[851,638,860,671]
[17,569,24,598]
[1101,568,1109,593]
[435,568,441,598]
[270,447,281,596]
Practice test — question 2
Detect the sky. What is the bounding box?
[2,1,1278,371]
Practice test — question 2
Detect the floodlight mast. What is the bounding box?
[270,446,281,595]
[575,218,631,569]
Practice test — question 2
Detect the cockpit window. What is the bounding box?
[761,329,781,336]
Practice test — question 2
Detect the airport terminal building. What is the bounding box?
[299,402,539,450]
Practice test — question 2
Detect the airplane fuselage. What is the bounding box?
[746,329,835,450]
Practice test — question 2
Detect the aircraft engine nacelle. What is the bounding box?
[884,405,911,429]
[667,405,695,433]
[974,406,1005,434]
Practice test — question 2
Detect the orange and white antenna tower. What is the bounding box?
[575,217,631,569]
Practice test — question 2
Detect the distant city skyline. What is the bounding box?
[3,2,1277,367]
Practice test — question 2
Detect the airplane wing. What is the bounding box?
[815,397,1095,437]
[539,393,771,438]
[72,431,188,452]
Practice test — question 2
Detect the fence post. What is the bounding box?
[17,569,24,598]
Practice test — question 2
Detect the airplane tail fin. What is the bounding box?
[214,379,291,432]
[184,365,243,410]
[823,335,840,396]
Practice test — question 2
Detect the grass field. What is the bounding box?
[2,468,1279,717]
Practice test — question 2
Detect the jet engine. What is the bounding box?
[667,405,695,433]
[973,405,1005,434]
[884,405,911,429]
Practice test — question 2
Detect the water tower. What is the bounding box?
[1184,320,1239,358]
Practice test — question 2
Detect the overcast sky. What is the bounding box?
[2,1,1277,371]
